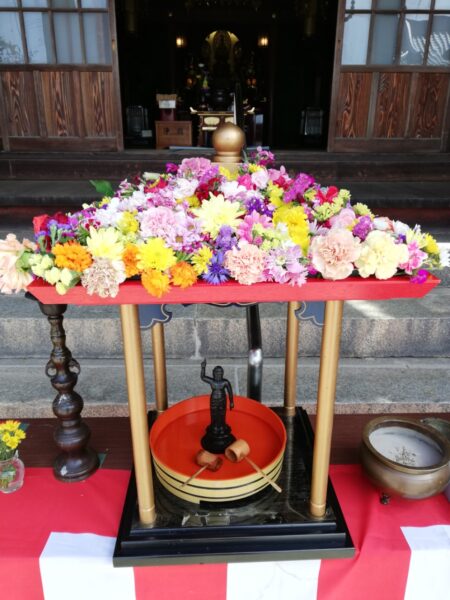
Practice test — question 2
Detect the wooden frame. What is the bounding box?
[0,0,123,152]
[328,0,450,152]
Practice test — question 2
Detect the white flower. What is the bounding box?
[251,169,269,189]
[392,220,410,237]
[44,267,62,285]
[219,180,248,200]
[173,177,198,200]
[355,230,409,279]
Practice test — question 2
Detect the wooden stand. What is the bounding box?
[28,275,439,560]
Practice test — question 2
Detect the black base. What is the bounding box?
[113,408,354,566]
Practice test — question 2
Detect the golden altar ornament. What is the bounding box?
[212,122,245,164]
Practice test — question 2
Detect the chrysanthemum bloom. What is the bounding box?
[81,257,126,298]
[191,246,213,275]
[192,194,245,239]
[118,211,139,235]
[141,269,170,297]
[122,244,140,278]
[0,234,36,293]
[86,227,124,262]
[136,238,177,272]
[273,205,310,254]
[424,233,439,255]
[355,230,409,279]
[310,229,361,280]
[53,242,92,272]
[224,244,266,285]
[170,261,197,288]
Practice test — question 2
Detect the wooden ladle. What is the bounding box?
[225,439,282,493]
[181,450,223,488]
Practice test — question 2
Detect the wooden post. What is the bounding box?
[151,322,168,415]
[310,300,344,518]
[120,304,156,525]
[284,301,300,416]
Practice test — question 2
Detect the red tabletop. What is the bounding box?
[28,274,440,306]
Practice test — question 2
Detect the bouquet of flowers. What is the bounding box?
[0,154,443,299]
[0,420,26,461]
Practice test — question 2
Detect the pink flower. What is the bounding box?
[139,206,176,240]
[237,174,253,190]
[224,244,266,285]
[237,211,271,244]
[310,229,361,280]
[329,207,355,229]
[0,234,36,293]
[399,241,427,274]
[251,169,270,189]
[179,157,217,179]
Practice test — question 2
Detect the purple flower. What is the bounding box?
[243,195,273,217]
[284,173,315,203]
[166,162,178,174]
[216,226,237,251]
[264,245,308,287]
[352,216,373,241]
[410,269,428,284]
[202,251,230,285]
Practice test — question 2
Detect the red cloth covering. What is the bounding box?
[0,465,448,600]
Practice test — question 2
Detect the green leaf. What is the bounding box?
[89,180,114,197]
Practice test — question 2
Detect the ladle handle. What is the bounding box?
[181,464,208,488]
[244,456,282,493]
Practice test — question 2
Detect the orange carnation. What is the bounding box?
[122,244,140,278]
[170,261,197,288]
[52,242,92,272]
[141,269,170,298]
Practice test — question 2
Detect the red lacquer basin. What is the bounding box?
[150,395,287,504]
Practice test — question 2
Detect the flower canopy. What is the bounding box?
[0,152,444,299]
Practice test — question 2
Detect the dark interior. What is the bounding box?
[115,0,338,149]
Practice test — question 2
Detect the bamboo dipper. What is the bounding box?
[224,439,282,493]
[181,450,223,488]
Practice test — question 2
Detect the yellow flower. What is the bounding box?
[136,238,176,272]
[118,211,139,235]
[186,195,200,208]
[248,164,261,173]
[267,183,284,208]
[355,230,409,279]
[99,197,111,207]
[191,246,213,275]
[219,166,238,180]
[424,233,439,255]
[141,269,170,297]
[273,205,310,254]
[353,203,373,217]
[86,227,124,261]
[53,242,92,272]
[170,261,197,288]
[192,193,245,239]
[0,420,26,455]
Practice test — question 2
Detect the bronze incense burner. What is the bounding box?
[361,417,450,503]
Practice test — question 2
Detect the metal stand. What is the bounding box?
[39,302,99,481]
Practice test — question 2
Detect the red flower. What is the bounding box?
[33,213,50,235]
[316,186,339,205]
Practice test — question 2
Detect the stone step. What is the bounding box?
[0,356,448,418]
[1,287,449,361]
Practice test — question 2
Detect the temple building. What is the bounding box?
[0,0,449,155]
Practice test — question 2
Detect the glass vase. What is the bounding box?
[0,452,25,493]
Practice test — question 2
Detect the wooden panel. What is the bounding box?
[335,73,372,138]
[373,73,411,138]
[8,137,118,152]
[332,138,441,152]
[1,71,39,137]
[40,71,81,137]
[408,73,450,139]
[80,72,115,137]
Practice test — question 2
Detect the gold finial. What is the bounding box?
[212,122,245,165]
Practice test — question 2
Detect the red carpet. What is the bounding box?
[0,465,448,600]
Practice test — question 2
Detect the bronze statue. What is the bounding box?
[200,359,235,454]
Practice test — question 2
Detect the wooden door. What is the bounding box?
[0,0,123,152]
[328,0,450,152]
